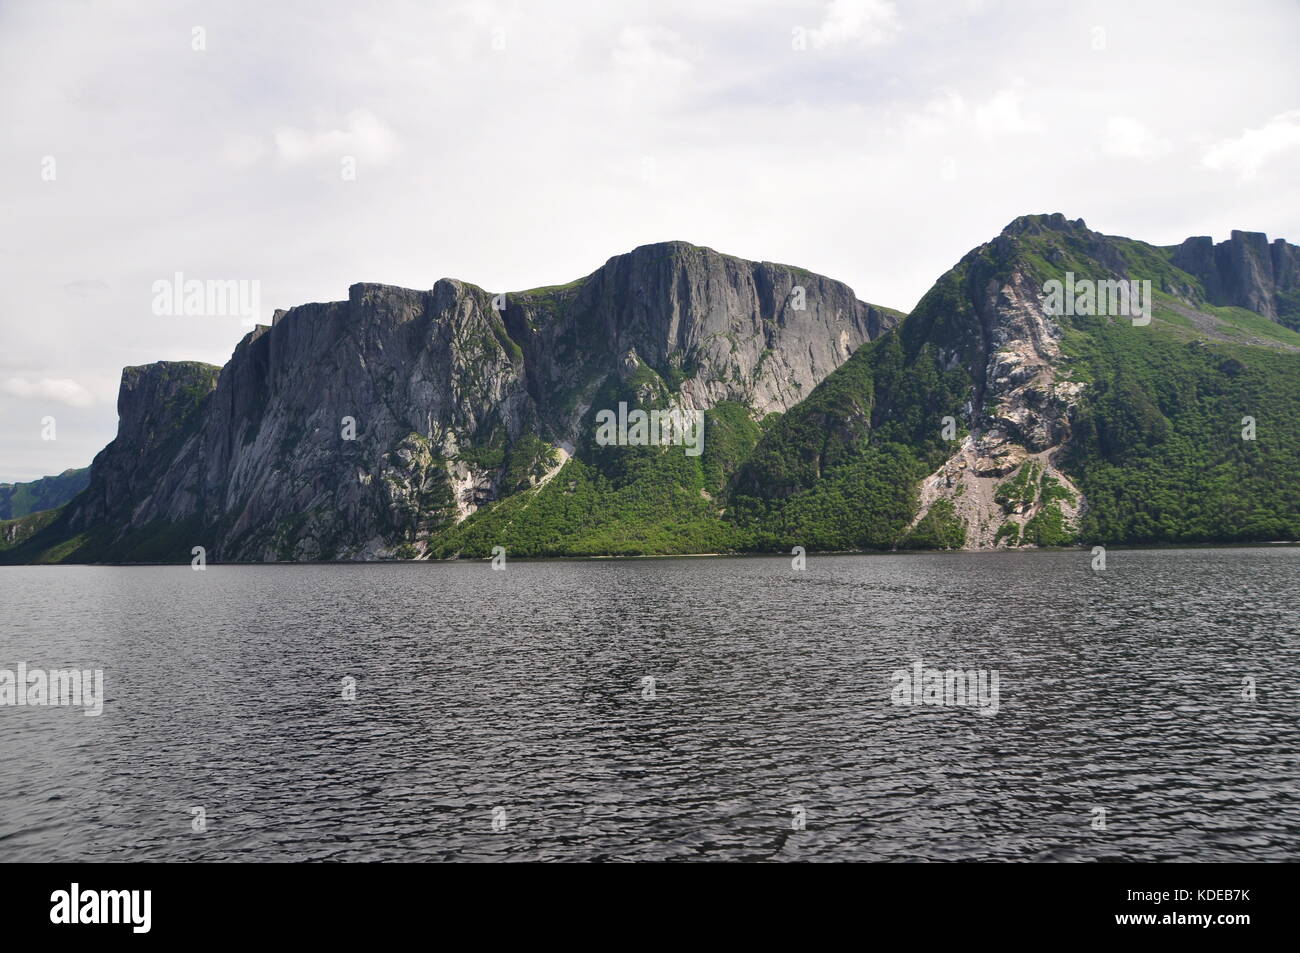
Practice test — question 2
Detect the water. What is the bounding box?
[1,548,1297,862]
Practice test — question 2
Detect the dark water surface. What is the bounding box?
[2,548,1297,862]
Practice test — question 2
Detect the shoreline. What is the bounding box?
[6,539,1298,568]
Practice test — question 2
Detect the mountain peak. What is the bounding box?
[1000,212,1088,238]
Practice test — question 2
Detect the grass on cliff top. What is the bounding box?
[515,276,587,297]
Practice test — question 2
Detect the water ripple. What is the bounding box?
[1,548,1297,861]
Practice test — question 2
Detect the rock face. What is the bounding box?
[909,216,1088,548]
[68,361,220,532]
[505,242,895,428]
[1172,231,1300,328]
[59,242,897,561]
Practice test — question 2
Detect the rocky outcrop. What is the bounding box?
[1172,231,1300,328]
[908,216,1099,549]
[912,266,1085,549]
[68,361,220,532]
[57,242,896,561]
[504,241,897,432]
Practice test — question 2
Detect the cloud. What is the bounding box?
[901,89,966,138]
[220,134,269,168]
[810,0,899,49]
[612,25,693,87]
[973,88,1040,140]
[273,109,400,166]
[2,377,99,408]
[60,279,110,297]
[1103,116,1171,159]
[1203,110,1300,180]
[900,87,1040,142]
[1,0,1299,484]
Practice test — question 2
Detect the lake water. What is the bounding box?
[1,548,1297,862]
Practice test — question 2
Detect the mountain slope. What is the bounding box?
[3,242,898,562]
[0,467,89,519]
[731,213,1300,550]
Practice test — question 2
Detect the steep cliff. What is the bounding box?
[14,241,896,562]
[1171,231,1300,330]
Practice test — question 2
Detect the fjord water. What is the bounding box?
[1,549,1297,863]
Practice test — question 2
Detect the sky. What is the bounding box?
[2,0,1299,483]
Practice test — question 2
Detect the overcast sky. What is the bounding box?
[2,0,1299,483]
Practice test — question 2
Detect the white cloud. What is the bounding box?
[273,109,400,166]
[1104,116,1171,159]
[612,25,692,83]
[220,134,269,168]
[810,0,899,49]
[901,89,966,138]
[1,0,1299,482]
[900,86,1040,142]
[61,279,110,297]
[2,377,99,408]
[1203,110,1300,180]
[973,88,1040,140]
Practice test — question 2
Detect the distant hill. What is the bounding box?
[0,467,89,520]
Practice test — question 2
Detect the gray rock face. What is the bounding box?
[1172,231,1300,326]
[504,241,897,431]
[66,242,897,561]
[69,361,220,532]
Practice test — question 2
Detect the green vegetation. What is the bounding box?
[700,401,763,493]
[1039,473,1075,506]
[994,461,1043,512]
[1060,318,1300,543]
[1021,502,1074,547]
[0,506,65,551]
[901,498,967,550]
[0,468,89,519]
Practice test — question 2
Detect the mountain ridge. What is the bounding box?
[3,240,900,562]
[4,217,1298,563]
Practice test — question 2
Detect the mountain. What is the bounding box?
[1,242,900,562]
[730,214,1300,550]
[0,468,89,520]
[3,217,1298,564]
